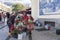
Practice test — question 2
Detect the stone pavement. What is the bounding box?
[9,30,60,40]
[0,18,9,40]
[0,19,60,40]
[32,30,58,40]
[0,23,9,40]
[0,26,60,40]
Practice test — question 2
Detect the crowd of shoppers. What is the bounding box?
[0,11,34,40]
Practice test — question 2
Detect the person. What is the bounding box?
[7,18,12,32]
[6,12,10,20]
[7,13,15,31]
[10,13,16,24]
[28,14,34,21]
[27,14,34,40]
[23,12,28,25]
[27,14,34,31]
[1,12,5,23]
[0,13,2,21]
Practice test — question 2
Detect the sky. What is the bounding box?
[0,0,31,7]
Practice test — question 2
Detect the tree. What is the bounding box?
[12,3,26,14]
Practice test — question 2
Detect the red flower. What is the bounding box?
[15,20,19,23]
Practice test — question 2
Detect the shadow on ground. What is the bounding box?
[35,28,49,31]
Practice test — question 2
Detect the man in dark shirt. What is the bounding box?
[6,12,10,19]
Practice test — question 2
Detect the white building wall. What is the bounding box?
[31,0,39,21]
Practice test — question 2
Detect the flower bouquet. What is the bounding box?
[12,20,25,38]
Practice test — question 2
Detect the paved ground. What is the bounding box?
[0,25,60,40]
[32,30,58,40]
[0,18,60,40]
[8,27,60,40]
[0,23,9,40]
